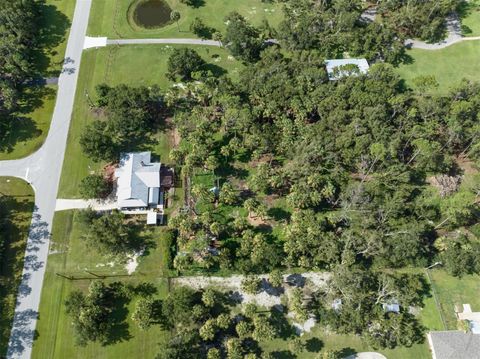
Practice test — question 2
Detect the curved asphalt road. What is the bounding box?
[1,1,92,358]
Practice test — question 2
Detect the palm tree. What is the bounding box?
[170,11,180,32]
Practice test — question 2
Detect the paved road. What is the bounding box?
[106,38,222,47]
[1,1,92,358]
[405,13,480,50]
[406,35,480,50]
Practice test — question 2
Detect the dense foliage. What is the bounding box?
[0,0,38,134]
[65,281,128,346]
[316,267,427,348]
[224,12,264,63]
[166,48,206,81]
[277,0,460,62]
[69,1,480,352]
[80,84,164,161]
[377,0,461,42]
[80,209,146,260]
[78,174,111,199]
[164,37,480,348]
[277,0,405,63]
[152,287,282,358]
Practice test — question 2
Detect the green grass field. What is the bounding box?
[57,44,242,198]
[0,88,57,161]
[429,269,480,330]
[32,210,172,359]
[460,0,480,37]
[0,178,34,356]
[396,41,480,94]
[0,0,75,160]
[262,330,431,359]
[88,0,283,39]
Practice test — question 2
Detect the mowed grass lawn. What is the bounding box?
[88,0,283,39]
[429,269,480,330]
[58,44,242,198]
[460,0,480,37]
[262,327,431,359]
[0,178,34,356]
[32,210,172,359]
[0,88,56,160]
[0,0,75,160]
[396,41,480,94]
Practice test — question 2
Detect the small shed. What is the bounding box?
[147,211,158,225]
[383,300,400,313]
[325,58,370,80]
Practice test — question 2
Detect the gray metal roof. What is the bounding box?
[115,152,161,208]
[325,58,370,80]
[429,331,480,359]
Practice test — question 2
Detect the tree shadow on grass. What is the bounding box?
[0,83,55,153]
[202,63,228,78]
[337,347,357,357]
[267,207,291,222]
[187,0,206,9]
[271,350,296,359]
[0,117,41,154]
[0,194,35,353]
[104,299,132,345]
[34,3,71,77]
[305,337,323,352]
[270,308,296,340]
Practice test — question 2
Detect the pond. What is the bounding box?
[133,0,172,29]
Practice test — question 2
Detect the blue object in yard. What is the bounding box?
[470,320,480,334]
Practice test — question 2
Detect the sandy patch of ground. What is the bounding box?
[288,312,317,335]
[173,272,330,308]
[125,250,144,275]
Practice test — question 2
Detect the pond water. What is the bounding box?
[133,0,172,28]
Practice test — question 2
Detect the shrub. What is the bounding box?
[79,174,111,199]
[241,275,262,294]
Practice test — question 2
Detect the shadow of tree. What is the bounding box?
[0,2,70,153]
[305,337,323,352]
[271,350,296,359]
[0,86,56,153]
[5,309,39,357]
[34,3,71,78]
[104,294,132,345]
[187,0,206,9]
[0,191,35,353]
[267,207,291,222]
[201,63,228,78]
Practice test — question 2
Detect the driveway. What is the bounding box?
[106,38,221,47]
[0,1,93,358]
[405,13,480,50]
[55,198,117,211]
